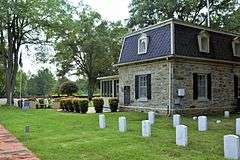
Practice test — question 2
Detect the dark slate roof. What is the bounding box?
[174,24,240,62]
[118,24,171,64]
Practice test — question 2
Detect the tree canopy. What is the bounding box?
[54,8,128,99]
[0,0,73,104]
[128,0,240,32]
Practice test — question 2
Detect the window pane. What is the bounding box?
[139,75,147,98]
[201,37,208,51]
[197,75,207,98]
[236,43,240,56]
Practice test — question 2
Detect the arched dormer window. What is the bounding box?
[198,31,210,53]
[138,33,148,54]
[233,37,240,57]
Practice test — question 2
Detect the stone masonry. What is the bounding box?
[118,60,170,115]
[172,59,240,115]
[118,58,240,115]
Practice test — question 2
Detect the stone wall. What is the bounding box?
[172,59,240,115]
[118,60,171,114]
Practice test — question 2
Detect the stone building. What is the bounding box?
[99,19,240,115]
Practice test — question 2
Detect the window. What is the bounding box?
[138,33,148,54]
[139,75,148,98]
[135,74,151,100]
[197,74,207,99]
[101,81,112,97]
[198,31,210,53]
[233,37,240,57]
[193,73,212,100]
[114,80,119,97]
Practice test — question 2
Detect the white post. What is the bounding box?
[224,111,230,118]
[236,118,240,136]
[173,114,181,127]
[176,125,188,147]
[198,116,208,131]
[142,120,151,137]
[224,135,240,160]
[99,114,106,129]
[119,117,127,132]
[148,111,155,124]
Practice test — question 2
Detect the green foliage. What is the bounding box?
[60,81,79,96]
[14,70,28,97]
[109,98,119,112]
[93,98,104,113]
[73,99,81,113]
[27,68,56,96]
[79,100,89,114]
[0,0,73,104]
[128,0,239,32]
[53,7,128,99]
[76,79,88,96]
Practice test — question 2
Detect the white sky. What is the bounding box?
[22,0,130,78]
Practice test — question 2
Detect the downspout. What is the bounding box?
[168,61,173,116]
[168,20,175,116]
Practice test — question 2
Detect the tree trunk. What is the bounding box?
[87,77,96,100]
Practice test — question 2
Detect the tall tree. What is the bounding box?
[27,68,56,96]
[0,0,73,104]
[54,8,127,99]
[128,0,239,31]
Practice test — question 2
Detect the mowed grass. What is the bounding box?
[0,106,237,160]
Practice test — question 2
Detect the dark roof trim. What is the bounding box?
[115,54,240,67]
[125,19,240,39]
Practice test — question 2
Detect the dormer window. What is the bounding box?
[138,33,148,54]
[233,37,240,57]
[198,31,210,53]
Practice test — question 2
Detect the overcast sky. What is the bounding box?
[22,0,130,78]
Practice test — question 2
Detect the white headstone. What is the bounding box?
[99,114,106,129]
[224,135,240,160]
[173,114,181,127]
[142,120,151,137]
[148,111,155,124]
[236,118,240,136]
[176,125,188,147]
[224,111,230,118]
[119,117,127,132]
[193,116,197,120]
[198,116,208,131]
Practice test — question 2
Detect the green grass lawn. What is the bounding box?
[0,106,237,160]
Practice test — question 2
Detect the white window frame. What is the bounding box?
[233,37,240,57]
[138,33,148,55]
[138,75,148,100]
[197,74,208,100]
[198,31,210,53]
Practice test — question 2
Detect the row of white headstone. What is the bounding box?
[98,111,240,160]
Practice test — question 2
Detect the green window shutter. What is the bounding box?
[147,74,151,100]
[135,75,139,99]
[234,75,239,99]
[207,74,212,100]
[193,73,198,100]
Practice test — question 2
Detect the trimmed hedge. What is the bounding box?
[60,99,89,114]
[109,98,119,112]
[93,98,104,113]
[80,100,89,114]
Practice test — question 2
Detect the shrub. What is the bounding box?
[93,98,104,113]
[60,99,65,110]
[73,99,81,113]
[109,98,119,112]
[60,81,79,96]
[65,99,74,112]
[79,100,89,114]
